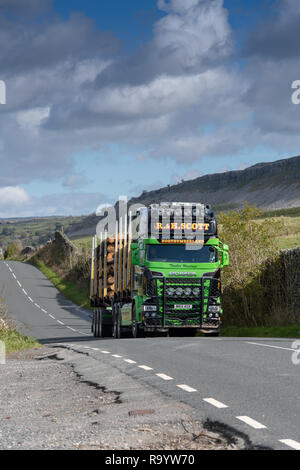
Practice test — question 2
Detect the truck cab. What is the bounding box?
[130,205,229,335]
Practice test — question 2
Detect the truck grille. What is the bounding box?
[148,275,221,326]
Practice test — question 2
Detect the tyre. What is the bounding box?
[112,304,121,339]
[91,310,95,333]
[94,309,102,338]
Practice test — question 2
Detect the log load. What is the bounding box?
[93,235,130,304]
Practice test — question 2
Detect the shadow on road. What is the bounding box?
[38,336,96,345]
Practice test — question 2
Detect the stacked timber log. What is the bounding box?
[91,228,131,306]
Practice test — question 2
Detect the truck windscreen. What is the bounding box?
[146,245,218,263]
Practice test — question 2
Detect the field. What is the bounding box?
[0,216,85,250]
[258,213,300,250]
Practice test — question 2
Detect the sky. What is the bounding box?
[0,0,300,217]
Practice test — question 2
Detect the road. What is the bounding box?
[1,260,300,450]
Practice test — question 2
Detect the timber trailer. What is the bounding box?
[90,202,229,338]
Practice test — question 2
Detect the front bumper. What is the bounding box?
[144,274,222,329]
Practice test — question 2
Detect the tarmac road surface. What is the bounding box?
[1,260,299,450]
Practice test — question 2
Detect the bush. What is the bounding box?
[218,204,282,326]
[4,243,19,259]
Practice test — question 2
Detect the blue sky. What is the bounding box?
[0,0,299,217]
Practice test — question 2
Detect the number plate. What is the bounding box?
[174,304,193,310]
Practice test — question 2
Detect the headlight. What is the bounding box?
[193,287,200,296]
[207,305,220,314]
[143,305,157,312]
[175,287,183,296]
[184,287,192,296]
[167,287,175,295]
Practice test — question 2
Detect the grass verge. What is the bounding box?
[221,325,300,338]
[0,327,40,354]
[29,258,91,310]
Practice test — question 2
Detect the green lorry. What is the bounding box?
[90,202,229,338]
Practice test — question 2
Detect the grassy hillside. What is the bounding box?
[0,215,85,250]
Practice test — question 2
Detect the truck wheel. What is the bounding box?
[91,310,95,333]
[112,304,121,339]
[131,304,138,338]
[94,309,102,338]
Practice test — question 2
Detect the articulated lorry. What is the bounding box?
[90,202,229,338]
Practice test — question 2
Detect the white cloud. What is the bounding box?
[17,107,50,133]
[0,186,31,206]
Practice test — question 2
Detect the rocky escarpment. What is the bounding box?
[129,155,300,210]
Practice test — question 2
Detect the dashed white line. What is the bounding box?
[28,297,34,303]
[100,350,111,355]
[17,281,22,287]
[56,320,64,325]
[156,373,173,381]
[112,354,123,358]
[177,384,197,393]
[34,303,40,308]
[246,341,299,353]
[41,309,47,313]
[138,365,153,371]
[49,314,55,320]
[90,347,100,351]
[124,358,136,363]
[279,439,300,450]
[203,398,228,409]
[12,273,16,279]
[22,289,28,296]
[236,416,267,430]
[67,327,76,331]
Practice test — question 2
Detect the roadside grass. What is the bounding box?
[0,327,40,354]
[0,297,40,354]
[221,325,300,338]
[29,258,91,310]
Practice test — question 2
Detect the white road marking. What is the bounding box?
[177,384,197,393]
[41,309,47,313]
[100,350,110,355]
[246,341,298,353]
[112,354,122,358]
[67,327,76,331]
[28,297,33,303]
[236,416,266,429]
[90,348,100,351]
[34,303,40,308]
[279,439,300,450]
[49,314,55,320]
[56,320,64,325]
[124,358,136,363]
[203,398,228,409]
[12,273,16,279]
[138,365,153,371]
[17,281,22,287]
[156,373,173,381]
[22,289,28,296]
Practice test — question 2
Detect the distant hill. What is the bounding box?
[129,155,300,210]
[67,155,300,238]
